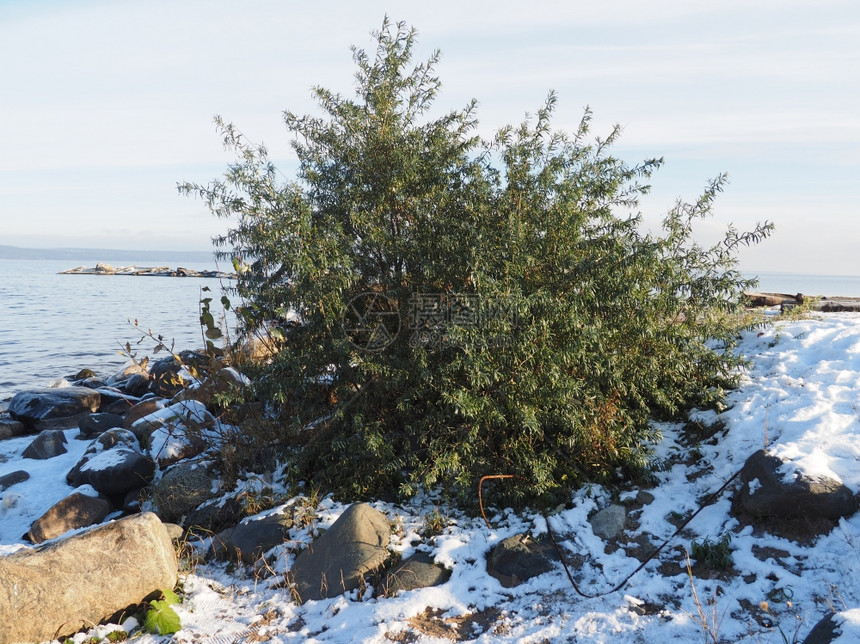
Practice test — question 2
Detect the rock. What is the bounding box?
[124,372,151,397]
[78,412,125,438]
[381,551,449,595]
[0,415,26,440]
[636,490,656,506]
[123,486,147,513]
[27,490,113,543]
[8,386,100,428]
[94,387,140,413]
[152,461,217,524]
[67,428,142,488]
[0,470,30,491]
[590,504,627,540]
[289,502,391,602]
[162,522,185,542]
[76,376,107,389]
[22,429,68,459]
[486,533,560,588]
[149,352,206,397]
[802,612,840,644]
[0,512,178,643]
[739,450,859,521]
[174,367,248,408]
[78,447,155,496]
[184,494,246,534]
[223,512,293,564]
[134,400,215,467]
[108,362,149,384]
[123,398,164,430]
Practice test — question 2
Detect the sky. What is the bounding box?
[1,0,858,275]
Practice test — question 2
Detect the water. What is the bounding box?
[0,258,236,401]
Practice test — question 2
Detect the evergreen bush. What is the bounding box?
[180,18,772,506]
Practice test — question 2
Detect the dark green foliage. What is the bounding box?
[180,18,772,506]
[691,533,734,570]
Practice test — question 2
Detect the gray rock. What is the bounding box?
[0,470,30,491]
[382,550,449,595]
[123,399,164,432]
[224,512,292,564]
[0,416,26,440]
[590,504,627,540]
[184,494,246,533]
[93,387,139,412]
[290,502,391,602]
[78,412,125,438]
[486,533,560,588]
[636,490,656,505]
[739,449,859,521]
[67,428,141,487]
[124,372,151,397]
[0,512,178,643]
[22,429,68,459]
[28,491,113,543]
[802,612,840,644]
[8,386,100,427]
[152,461,217,524]
[149,353,207,397]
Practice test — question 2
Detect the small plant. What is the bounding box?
[683,551,728,644]
[143,588,182,636]
[421,508,449,537]
[691,533,733,570]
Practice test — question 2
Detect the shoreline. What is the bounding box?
[59,263,236,279]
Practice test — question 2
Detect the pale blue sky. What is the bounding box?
[1,0,858,274]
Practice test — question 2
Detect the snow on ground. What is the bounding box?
[5,313,860,642]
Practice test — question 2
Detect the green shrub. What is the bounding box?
[180,18,772,506]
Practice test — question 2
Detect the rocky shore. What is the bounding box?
[745,291,860,312]
[2,322,860,642]
[60,262,236,278]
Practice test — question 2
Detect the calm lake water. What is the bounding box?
[0,258,235,401]
[2,259,859,402]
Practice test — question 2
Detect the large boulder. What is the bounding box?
[8,386,100,428]
[27,490,113,543]
[0,512,178,643]
[738,450,859,521]
[289,503,391,603]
